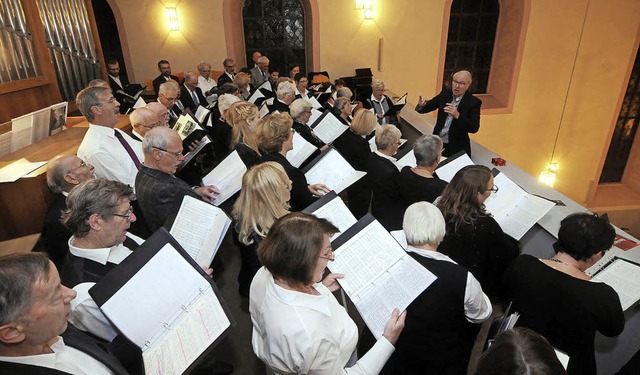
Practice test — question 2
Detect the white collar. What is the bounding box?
[406,245,457,264]
[68,235,133,265]
[88,123,117,138]
[0,336,64,368]
[266,270,333,317]
[371,94,386,103]
[374,150,397,163]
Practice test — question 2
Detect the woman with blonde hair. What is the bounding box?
[233,71,253,100]
[333,109,378,218]
[227,101,262,167]
[232,161,291,297]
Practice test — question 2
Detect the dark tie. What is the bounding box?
[191,89,199,106]
[114,130,142,169]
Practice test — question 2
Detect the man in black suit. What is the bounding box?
[415,70,481,157]
[158,81,182,125]
[135,126,221,232]
[0,253,129,375]
[270,81,295,114]
[152,59,180,95]
[106,58,129,98]
[35,155,94,270]
[216,58,236,87]
[180,71,207,113]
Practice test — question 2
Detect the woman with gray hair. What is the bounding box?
[361,201,491,374]
[399,134,448,208]
[290,98,325,149]
[332,96,352,125]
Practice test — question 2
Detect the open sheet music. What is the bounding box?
[259,102,270,118]
[328,215,437,338]
[89,229,233,375]
[286,131,318,168]
[194,106,210,123]
[384,93,408,116]
[170,196,231,268]
[307,95,324,110]
[483,172,555,240]
[303,191,357,241]
[173,114,205,140]
[201,150,247,206]
[308,107,324,126]
[310,111,349,144]
[433,151,474,182]
[396,149,416,170]
[178,135,211,171]
[303,147,366,193]
[248,86,266,104]
[590,257,640,310]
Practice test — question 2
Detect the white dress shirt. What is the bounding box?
[405,246,492,322]
[77,124,143,193]
[198,75,218,104]
[0,336,113,375]
[250,267,395,374]
[108,75,123,90]
[374,150,398,165]
[68,233,143,341]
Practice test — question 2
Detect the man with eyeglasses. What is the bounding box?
[35,155,95,270]
[135,126,221,232]
[152,59,180,95]
[59,178,144,343]
[129,107,161,141]
[197,61,218,104]
[76,86,143,194]
[415,70,481,157]
[157,81,183,126]
[217,58,236,87]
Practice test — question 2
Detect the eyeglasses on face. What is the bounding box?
[319,245,335,261]
[67,160,88,174]
[112,207,134,221]
[486,185,499,193]
[154,147,183,157]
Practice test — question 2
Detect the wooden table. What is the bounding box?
[0,116,131,241]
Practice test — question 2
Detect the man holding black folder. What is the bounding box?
[415,70,481,157]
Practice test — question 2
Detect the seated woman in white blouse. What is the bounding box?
[250,212,406,374]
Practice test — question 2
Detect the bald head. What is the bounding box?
[184,71,198,90]
[146,102,170,127]
[130,108,160,137]
[158,81,179,109]
[47,155,94,193]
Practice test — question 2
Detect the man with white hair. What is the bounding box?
[157,81,182,125]
[250,56,270,87]
[415,70,481,157]
[197,61,217,104]
[180,71,207,112]
[129,107,161,141]
[371,201,491,374]
[361,80,399,126]
[270,80,295,114]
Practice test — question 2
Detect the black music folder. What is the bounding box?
[89,228,235,375]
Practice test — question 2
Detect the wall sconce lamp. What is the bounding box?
[166,7,179,31]
[355,0,375,20]
[538,162,558,187]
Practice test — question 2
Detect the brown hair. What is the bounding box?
[258,113,293,154]
[437,165,491,231]
[257,212,338,286]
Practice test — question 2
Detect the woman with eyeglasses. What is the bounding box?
[503,213,624,374]
[258,113,329,211]
[228,101,262,168]
[250,212,406,374]
[437,165,519,301]
[232,162,291,298]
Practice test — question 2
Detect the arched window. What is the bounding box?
[443,0,499,93]
[242,0,306,75]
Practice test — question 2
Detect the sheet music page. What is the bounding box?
[390,230,407,249]
[312,113,349,144]
[173,116,201,140]
[396,149,416,171]
[100,243,210,348]
[308,108,324,126]
[0,131,11,158]
[496,194,555,240]
[133,96,147,109]
[259,103,270,118]
[304,149,364,193]
[0,159,47,183]
[328,220,406,296]
[434,152,474,182]
[170,196,231,268]
[142,287,231,375]
[396,94,407,106]
[258,80,272,92]
[195,106,210,123]
[308,195,357,240]
[286,131,318,168]
[202,150,247,206]
[354,255,436,338]
[248,87,265,104]
[11,114,34,152]
[266,98,275,106]
[591,258,640,310]
[31,108,51,143]
[308,95,323,109]
[484,173,527,223]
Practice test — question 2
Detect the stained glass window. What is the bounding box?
[443,0,498,93]
[243,0,306,75]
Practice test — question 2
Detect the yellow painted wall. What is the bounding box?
[109,0,640,204]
